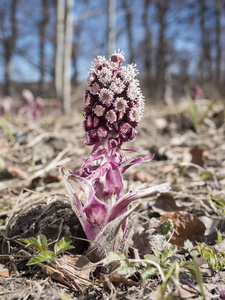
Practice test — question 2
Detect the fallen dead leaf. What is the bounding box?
[160,211,206,247]
[132,220,167,257]
[204,283,218,293]
[190,145,205,168]
[42,254,96,291]
[152,193,187,215]
[0,264,9,278]
[176,285,198,298]
[110,274,139,287]
[199,216,220,243]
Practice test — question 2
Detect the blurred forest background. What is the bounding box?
[0,0,225,113]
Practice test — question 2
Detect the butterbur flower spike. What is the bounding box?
[83,50,144,147]
[59,51,170,262]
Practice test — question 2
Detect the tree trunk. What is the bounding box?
[4,47,12,96]
[122,0,134,63]
[156,0,168,99]
[55,0,65,103]
[63,0,74,114]
[72,25,81,85]
[4,0,18,96]
[39,0,49,96]
[108,0,116,59]
[143,0,152,78]
[215,0,221,86]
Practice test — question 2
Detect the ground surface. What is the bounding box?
[0,97,225,299]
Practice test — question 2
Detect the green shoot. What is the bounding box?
[20,235,74,266]
[197,242,225,273]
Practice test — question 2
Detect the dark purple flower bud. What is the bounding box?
[86,115,93,128]
[93,105,105,117]
[129,128,137,140]
[106,122,114,132]
[120,122,132,135]
[97,126,108,139]
[113,122,119,132]
[85,130,98,145]
[93,116,100,128]
[108,138,118,148]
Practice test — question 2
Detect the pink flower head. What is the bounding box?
[99,88,114,105]
[127,83,139,100]
[110,78,125,94]
[114,97,128,112]
[128,107,140,122]
[119,64,137,82]
[93,55,107,69]
[110,50,125,65]
[87,72,96,86]
[90,82,100,95]
[105,109,117,124]
[98,67,112,85]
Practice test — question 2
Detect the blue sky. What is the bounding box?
[0,0,220,84]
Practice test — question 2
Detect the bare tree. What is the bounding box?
[121,0,134,63]
[108,0,116,59]
[55,0,65,103]
[72,24,81,85]
[199,1,214,82]
[63,0,74,114]
[39,0,50,95]
[54,0,74,114]
[215,0,222,86]
[155,0,169,99]
[142,0,152,78]
[0,0,18,96]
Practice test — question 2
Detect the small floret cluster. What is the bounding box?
[83,51,144,148]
